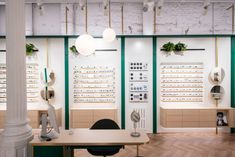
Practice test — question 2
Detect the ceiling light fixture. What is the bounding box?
[37,0,45,16]
[157,0,164,15]
[79,0,85,11]
[102,0,116,43]
[75,0,95,56]
[203,0,210,15]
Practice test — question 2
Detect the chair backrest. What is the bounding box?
[90,119,120,130]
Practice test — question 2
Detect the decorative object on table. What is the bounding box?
[217,112,228,126]
[26,43,38,56]
[102,0,116,43]
[70,45,79,56]
[75,0,95,56]
[209,67,225,84]
[130,110,141,137]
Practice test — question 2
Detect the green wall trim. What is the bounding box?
[34,146,64,157]
[231,37,235,133]
[152,37,157,134]
[121,37,125,129]
[64,37,69,130]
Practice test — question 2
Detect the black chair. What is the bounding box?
[87,119,123,157]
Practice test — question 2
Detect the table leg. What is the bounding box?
[63,146,74,157]
[135,145,143,157]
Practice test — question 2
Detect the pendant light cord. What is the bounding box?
[109,0,111,28]
[85,0,88,33]
[121,4,124,34]
[215,37,218,67]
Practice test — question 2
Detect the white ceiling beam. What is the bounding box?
[0,0,234,4]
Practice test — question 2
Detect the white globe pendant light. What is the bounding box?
[102,0,116,43]
[103,28,116,43]
[75,34,95,56]
[75,0,95,56]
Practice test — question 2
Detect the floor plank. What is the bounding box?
[74,133,235,157]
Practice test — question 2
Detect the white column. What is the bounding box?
[0,0,33,156]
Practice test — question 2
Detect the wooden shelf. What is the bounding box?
[160,48,205,51]
[161,96,202,97]
[129,70,148,72]
[161,86,203,88]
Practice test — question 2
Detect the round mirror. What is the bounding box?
[40,68,55,86]
[209,67,225,84]
[210,85,224,100]
[41,87,55,101]
[130,110,141,137]
[131,110,140,123]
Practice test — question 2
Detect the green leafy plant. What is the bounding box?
[70,45,79,56]
[26,43,38,56]
[162,42,175,52]
[174,42,187,52]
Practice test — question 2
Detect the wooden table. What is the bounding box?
[30,129,150,157]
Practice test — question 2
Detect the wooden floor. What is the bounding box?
[74,132,235,157]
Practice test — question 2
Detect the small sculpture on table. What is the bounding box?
[130,110,141,137]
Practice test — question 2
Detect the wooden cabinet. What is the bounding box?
[0,110,6,128]
[28,110,40,128]
[199,109,216,127]
[160,107,234,128]
[228,109,235,128]
[71,108,117,128]
[0,108,62,129]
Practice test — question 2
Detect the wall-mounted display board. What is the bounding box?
[129,62,149,103]
[73,66,116,104]
[0,63,39,104]
[125,38,153,133]
[0,38,65,128]
[157,37,231,133]
[68,38,121,128]
[160,62,204,103]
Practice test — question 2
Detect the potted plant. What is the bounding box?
[174,42,187,52]
[161,42,175,53]
[26,43,38,56]
[70,45,79,56]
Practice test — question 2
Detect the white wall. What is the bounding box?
[0,38,65,127]
[32,4,61,35]
[0,2,234,35]
[68,38,121,126]
[125,38,153,133]
[156,37,231,132]
[0,6,5,36]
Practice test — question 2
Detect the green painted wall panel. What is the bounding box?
[121,37,125,129]
[64,37,69,130]
[152,37,157,134]
[34,146,64,157]
[231,37,235,133]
